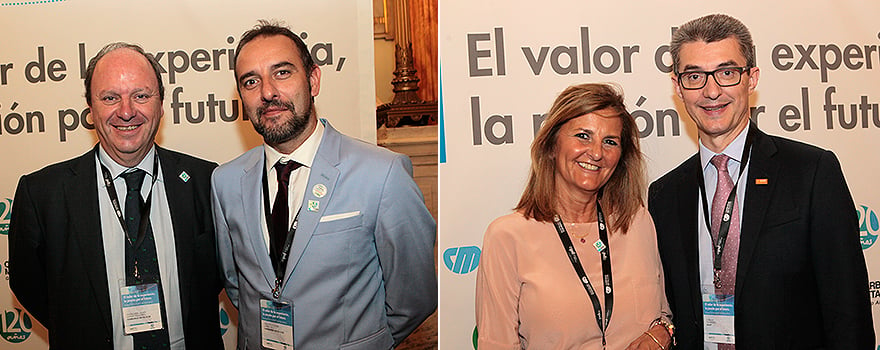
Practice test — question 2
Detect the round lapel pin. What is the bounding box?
[312,184,327,198]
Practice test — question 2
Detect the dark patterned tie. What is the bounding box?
[271,161,301,270]
[121,169,170,349]
[710,155,739,350]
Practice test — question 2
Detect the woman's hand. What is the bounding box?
[624,324,672,350]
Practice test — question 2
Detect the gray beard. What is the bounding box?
[251,99,310,145]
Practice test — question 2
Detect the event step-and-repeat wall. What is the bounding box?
[439,1,880,349]
[0,0,375,348]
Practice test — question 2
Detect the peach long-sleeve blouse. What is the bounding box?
[476,206,670,349]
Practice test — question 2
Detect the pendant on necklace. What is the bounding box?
[566,223,588,244]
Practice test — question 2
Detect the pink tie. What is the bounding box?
[711,154,739,349]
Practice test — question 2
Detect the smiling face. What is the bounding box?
[235,34,321,153]
[674,37,759,152]
[89,48,163,167]
[553,109,623,203]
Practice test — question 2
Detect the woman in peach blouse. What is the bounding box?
[475,83,674,350]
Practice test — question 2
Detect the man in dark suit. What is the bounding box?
[8,42,223,349]
[648,14,874,349]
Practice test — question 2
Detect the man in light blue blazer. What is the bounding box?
[211,21,437,349]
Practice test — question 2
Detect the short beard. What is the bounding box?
[251,99,310,145]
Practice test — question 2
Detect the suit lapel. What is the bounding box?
[283,121,340,285]
[735,129,778,297]
[67,147,114,334]
[678,155,704,320]
[241,149,278,286]
[158,148,194,322]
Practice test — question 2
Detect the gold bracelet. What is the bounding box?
[650,317,676,346]
[644,330,666,350]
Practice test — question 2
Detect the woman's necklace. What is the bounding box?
[565,222,591,244]
[552,200,613,348]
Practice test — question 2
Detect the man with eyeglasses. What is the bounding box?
[647,14,873,349]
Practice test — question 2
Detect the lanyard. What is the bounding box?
[552,201,613,349]
[697,123,754,289]
[99,154,159,248]
[261,161,300,299]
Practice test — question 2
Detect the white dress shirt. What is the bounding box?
[697,126,750,350]
[261,121,325,254]
[96,146,185,350]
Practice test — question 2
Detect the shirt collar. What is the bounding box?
[699,124,749,172]
[264,120,324,171]
[97,144,158,180]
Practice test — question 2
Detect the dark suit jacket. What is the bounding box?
[8,146,223,349]
[648,126,874,349]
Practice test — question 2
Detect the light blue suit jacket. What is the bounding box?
[211,120,436,349]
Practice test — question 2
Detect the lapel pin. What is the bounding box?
[755,178,768,185]
[593,240,607,252]
[179,171,190,182]
[308,200,320,212]
[312,184,327,198]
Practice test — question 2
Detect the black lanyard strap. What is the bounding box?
[552,201,613,349]
[262,159,300,299]
[100,153,159,249]
[697,123,754,284]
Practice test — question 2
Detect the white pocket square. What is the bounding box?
[319,211,361,222]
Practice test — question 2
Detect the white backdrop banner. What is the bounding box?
[439,1,880,349]
[0,0,375,348]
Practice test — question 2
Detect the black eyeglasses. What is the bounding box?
[676,66,751,90]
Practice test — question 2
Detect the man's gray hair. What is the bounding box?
[670,14,756,73]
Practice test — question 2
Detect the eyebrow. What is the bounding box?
[131,87,152,95]
[575,128,621,139]
[603,134,622,140]
[237,61,298,85]
[680,60,740,72]
[272,61,296,72]
[97,86,154,96]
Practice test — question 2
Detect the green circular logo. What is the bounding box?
[1,308,32,343]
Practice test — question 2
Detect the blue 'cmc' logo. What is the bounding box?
[1,308,32,343]
[859,205,879,250]
[0,198,11,235]
[443,246,481,274]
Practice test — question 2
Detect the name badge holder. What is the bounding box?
[702,293,735,344]
[261,299,294,350]
[121,283,164,335]
[261,161,301,348]
[696,124,755,345]
[552,200,613,349]
[101,155,166,335]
